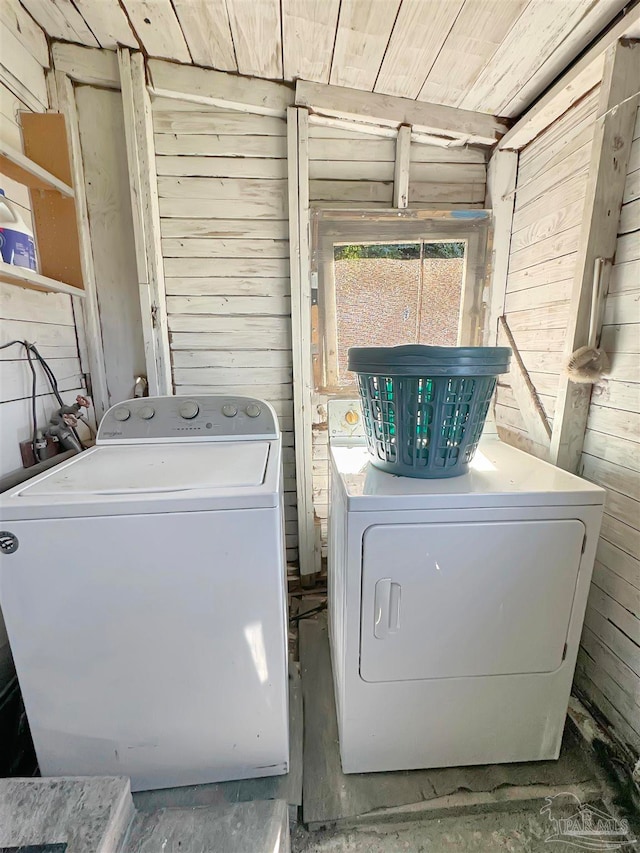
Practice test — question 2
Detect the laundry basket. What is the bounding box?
[348,345,511,478]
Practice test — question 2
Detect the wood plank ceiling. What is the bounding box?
[20,0,629,118]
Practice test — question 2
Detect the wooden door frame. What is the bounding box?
[118,48,172,397]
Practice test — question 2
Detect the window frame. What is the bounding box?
[311,208,492,393]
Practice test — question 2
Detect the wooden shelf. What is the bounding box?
[0,140,75,198]
[0,261,85,297]
[0,114,84,296]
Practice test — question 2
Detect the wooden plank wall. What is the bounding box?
[495,87,601,452]
[0,10,88,690]
[151,97,298,563]
[0,31,90,481]
[574,105,640,756]
[309,124,487,553]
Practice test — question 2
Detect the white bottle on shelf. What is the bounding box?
[0,188,37,270]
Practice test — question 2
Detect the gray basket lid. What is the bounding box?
[348,345,512,377]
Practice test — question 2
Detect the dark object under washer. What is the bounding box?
[0,846,67,852]
[0,676,38,778]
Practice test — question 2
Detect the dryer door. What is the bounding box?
[360,519,585,683]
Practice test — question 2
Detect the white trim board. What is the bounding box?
[118,49,172,397]
[485,149,518,346]
[55,71,110,419]
[287,105,318,578]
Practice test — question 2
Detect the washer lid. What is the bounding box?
[16,442,270,496]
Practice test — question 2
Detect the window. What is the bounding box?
[311,210,492,391]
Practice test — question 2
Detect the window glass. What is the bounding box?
[332,241,466,385]
[311,209,491,391]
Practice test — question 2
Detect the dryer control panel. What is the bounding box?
[97,395,278,443]
[328,398,366,441]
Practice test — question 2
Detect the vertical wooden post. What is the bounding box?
[321,234,339,389]
[485,148,518,346]
[45,70,59,112]
[550,39,640,472]
[288,106,319,579]
[118,48,172,397]
[56,71,110,418]
[44,69,93,415]
[393,124,411,208]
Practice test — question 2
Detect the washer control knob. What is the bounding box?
[345,409,360,425]
[138,406,155,420]
[178,401,199,420]
[113,407,131,422]
[222,404,238,418]
[245,403,261,418]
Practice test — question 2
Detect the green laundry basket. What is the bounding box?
[348,345,511,479]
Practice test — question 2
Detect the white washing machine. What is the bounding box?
[327,401,605,774]
[0,395,289,791]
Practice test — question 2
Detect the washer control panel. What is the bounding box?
[97,395,277,443]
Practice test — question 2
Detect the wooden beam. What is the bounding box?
[118,49,172,397]
[550,39,640,473]
[498,7,640,151]
[308,113,397,138]
[52,42,120,88]
[498,316,552,449]
[393,124,411,209]
[45,69,60,111]
[147,59,294,118]
[56,72,110,418]
[287,106,319,578]
[485,149,518,345]
[457,229,488,347]
[319,237,339,389]
[295,80,509,146]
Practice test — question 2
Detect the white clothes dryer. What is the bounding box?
[327,401,605,774]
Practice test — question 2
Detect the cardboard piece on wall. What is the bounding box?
[19,112,84,290]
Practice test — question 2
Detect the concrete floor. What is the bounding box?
[291,803,638,852]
